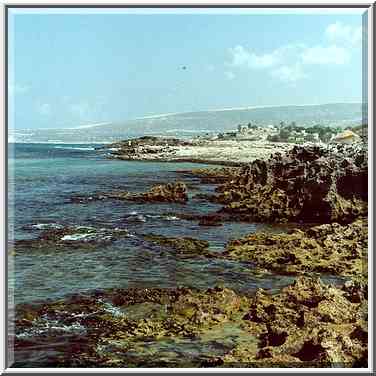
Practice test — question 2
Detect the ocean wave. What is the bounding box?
[16,317,86,339]
[163,215,180,221]
[124,212,147,223]
[31,223,64,230]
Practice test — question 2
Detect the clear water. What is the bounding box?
[8,143,300,306]
[9,143,350,367]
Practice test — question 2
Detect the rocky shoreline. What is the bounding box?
[103,136,294,166]
[13,138,368,368]
[14,276,367,367]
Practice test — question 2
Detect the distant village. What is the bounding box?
[195,121,365,145]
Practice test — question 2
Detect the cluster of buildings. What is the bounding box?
[196,121,362,145]
[216,122,278,141]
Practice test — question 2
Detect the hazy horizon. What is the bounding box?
[8,8,365,129]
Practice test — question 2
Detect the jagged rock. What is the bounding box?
[179,167,241,185]
[212,145,367,223]
[14,277,367,368]
[106,181,188,204]
[71,181,189,204]
[224,218,367,276]
[223,276,368,367]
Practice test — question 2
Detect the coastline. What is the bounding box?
[106,138,296,166]
[11,138,368,368]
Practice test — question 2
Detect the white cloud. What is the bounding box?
[229,45,280,69]
[36,103,52,116]
[227,21,360,84]
[325,22,363,46]
[271,63,306,83]
[301,45,350,65]
[225,71,235,80]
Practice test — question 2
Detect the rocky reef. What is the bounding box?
[13,141,368,368]
[11,224,131,253]
[14,276,367,367]
[107,135,194,154]
[111,181,188,204]
[221,276,367,367]
[142,234,213,258]
[206,144,368,224]
[71,181,188,205]
[224,218,367,276]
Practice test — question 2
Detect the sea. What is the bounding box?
[8,143,301,306]
[8,143,345,367]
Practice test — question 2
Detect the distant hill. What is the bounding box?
[10,103,364,143]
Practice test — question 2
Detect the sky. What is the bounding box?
[8,8,366,129]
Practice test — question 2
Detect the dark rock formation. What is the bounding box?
[224,217,367,276]
[71,181,188,205]
[103,136,194,160]
[11,225,130,253]
[178,167,241,185]
[142,233,212,258]
[198,214,224,227]
[126,181,188,203]
[213,145,367,223]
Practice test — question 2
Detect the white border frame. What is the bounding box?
[1,1,374,374]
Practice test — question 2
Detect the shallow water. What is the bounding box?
[9,143,297,306]
[8,143,346,367]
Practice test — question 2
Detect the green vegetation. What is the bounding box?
[267,123,342,143]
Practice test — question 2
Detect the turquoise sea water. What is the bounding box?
[9,143,350,368]
[9,143,301,306]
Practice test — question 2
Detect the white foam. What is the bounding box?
[31,223,64,230]
[61,233,95,241]
[164,216,180,221]
[16,318,86,338]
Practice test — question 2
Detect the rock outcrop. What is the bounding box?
[118,181,188,203]
[14,277,367,367]
[224,218,367,276]
[222,276,368,367]
[213,144,367,223]
[71,181,188,205]
[142,234,212,258]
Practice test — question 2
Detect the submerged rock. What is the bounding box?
[14,286,250,367]
[13,277,367,368]
[142,233,212,258]
[11,225,131,253]
[224,218,367,276]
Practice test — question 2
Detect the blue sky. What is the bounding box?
[8,9,365,129]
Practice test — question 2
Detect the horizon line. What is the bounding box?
[11,101,363,131]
